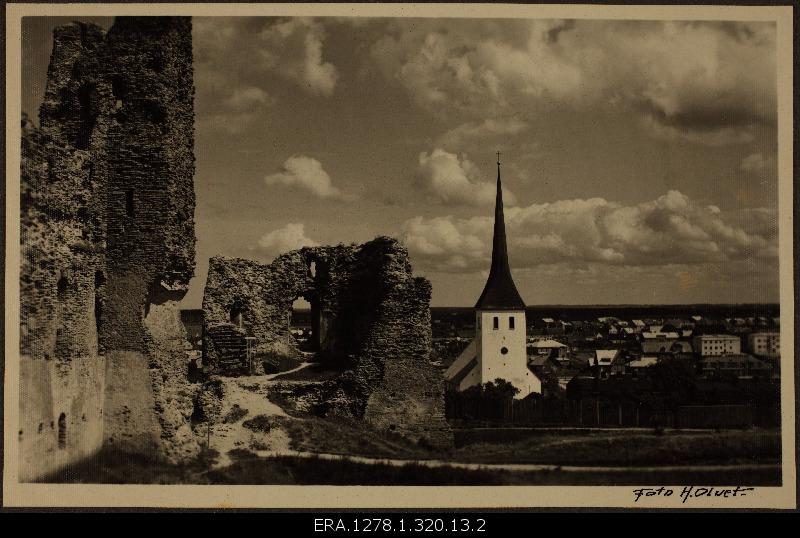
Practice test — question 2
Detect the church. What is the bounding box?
[444,155,542,399]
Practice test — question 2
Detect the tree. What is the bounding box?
[648,356,698,409]
[462,379,520,400]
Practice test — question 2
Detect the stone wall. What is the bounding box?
[19,17,198,481]
[202,237,452,448]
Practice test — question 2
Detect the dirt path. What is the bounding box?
[263,360,317,381]
[252,448,780,475]
[208,363,318,468]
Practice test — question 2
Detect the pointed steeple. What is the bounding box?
[475,153,526,310]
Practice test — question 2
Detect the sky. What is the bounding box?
[22,16,779,307]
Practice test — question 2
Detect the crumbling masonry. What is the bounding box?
[19,17,198,480]
[202,238,453,448]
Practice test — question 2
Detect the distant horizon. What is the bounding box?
[183,302,780,313]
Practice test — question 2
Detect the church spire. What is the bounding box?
[474,152,526,310]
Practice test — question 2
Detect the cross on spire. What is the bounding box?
[496,150,502,165]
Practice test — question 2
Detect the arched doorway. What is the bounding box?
[290,291,320,353]
[57,413,67,449]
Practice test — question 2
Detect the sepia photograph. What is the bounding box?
[3,2,796,510]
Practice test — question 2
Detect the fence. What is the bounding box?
[446,394,774,429]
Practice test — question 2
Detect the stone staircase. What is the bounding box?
[206,323,248,376]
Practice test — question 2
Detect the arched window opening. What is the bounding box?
[125,188,135,217]
[493,316,499,330]
[142,99,167,124]
[94,271,105,340]
[111,76,127,111]
[57,413,67,449]
[509,316,515,330]
[75,84,97,149]
[230,304,244,328]
[57,272,69,297]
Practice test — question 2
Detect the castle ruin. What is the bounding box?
[19,17,452,481]
[202,238,452,448]
[19,17,197,480]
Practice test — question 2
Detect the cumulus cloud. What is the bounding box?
[257,17,339,96]
[265,155,354,200]
[193,17,338,134]
[198,85,273,135]
[401,190,777,273]
[372,19,775,145]
[740,152,773,172]
[258,223,319,255]
[418,149,516,207]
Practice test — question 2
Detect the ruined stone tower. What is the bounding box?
[19,17,197,481]
[201,237,453,448]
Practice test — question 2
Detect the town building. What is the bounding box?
[588,349,626,376]
[626,356,659,374]
[445,156,541,398]
[700,354,772,379]
[527,338,569,361]
[747,332,780,358]
[693,334,741,357]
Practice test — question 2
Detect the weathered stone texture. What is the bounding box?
[202,237,452,447]
[19,17,198,480]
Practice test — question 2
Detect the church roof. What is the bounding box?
[475,158,526,310]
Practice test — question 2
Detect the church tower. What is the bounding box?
[444,154,541,398]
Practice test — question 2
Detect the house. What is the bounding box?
[643,330,680,339]
[641,330,680,354]
[528,355,562,396]
[693,334,741,357]
[539,317,565,335]
[747,332,780,358]
[670,340,693,354]
[589,349,626,375]
[626,356,659,374]
[700,353,772,379]
[527,338,569,360]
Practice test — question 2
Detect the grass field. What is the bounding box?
[261,412,781,467]
[40,446,780,486]
[266,414,432,459]
[450,428,781,466]
[37,409,782,485]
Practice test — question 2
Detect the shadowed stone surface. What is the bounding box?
[202,238,453,448]
[20,17,198,480]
